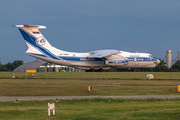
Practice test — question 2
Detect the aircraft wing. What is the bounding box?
[89,49,120,58]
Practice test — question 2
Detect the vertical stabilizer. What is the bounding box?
[15,24,62,60]
[15,24,53,50]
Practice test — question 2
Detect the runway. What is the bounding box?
[1,95,180,102]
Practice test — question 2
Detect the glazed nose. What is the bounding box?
[154,59,160,65]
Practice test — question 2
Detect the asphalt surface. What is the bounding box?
[1,95,180,102]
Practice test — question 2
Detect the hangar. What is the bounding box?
[13,60,79,72]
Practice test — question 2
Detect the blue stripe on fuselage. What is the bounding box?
[127,57,157,62]
[27,52,158,62]
[27,53,103,62]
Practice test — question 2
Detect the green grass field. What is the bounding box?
[1,72,180,80]
[0,72,180,96]
[1,98,180,120]
[1,72,180,119]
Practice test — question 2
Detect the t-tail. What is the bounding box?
[15,24,62,60]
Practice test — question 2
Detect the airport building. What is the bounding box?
[13,59,83,72]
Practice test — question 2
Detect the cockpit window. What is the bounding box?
[149,55,156,58]
[149,55,154,58]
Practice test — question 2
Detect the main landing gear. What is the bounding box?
[85,69,103,72]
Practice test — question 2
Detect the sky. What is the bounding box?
[0,0,180,64]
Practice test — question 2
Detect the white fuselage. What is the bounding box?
[26,45,160,70]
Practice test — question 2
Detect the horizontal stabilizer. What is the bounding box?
[14,24,46,29]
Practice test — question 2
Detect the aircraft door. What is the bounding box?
[124,58,128,65]
[134,58,139,65]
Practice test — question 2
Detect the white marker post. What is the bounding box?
[48,103,55,116]
[13,73,15,79]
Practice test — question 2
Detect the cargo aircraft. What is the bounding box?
[15,24,160,71]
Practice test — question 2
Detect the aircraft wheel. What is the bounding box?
[90,69,95,72]
[99,69,103,72]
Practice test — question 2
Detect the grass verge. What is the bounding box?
[0,78,180,96]
[1,72,180,80]
[0,98,180,120]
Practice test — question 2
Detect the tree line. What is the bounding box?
[0,60,23,71]
[0,60,180,72]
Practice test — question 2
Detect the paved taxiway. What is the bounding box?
[1,95,180,101]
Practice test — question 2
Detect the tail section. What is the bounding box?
[15,24,62,60]
[15,24,53,49]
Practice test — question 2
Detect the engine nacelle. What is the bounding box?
[105,58,128,65]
